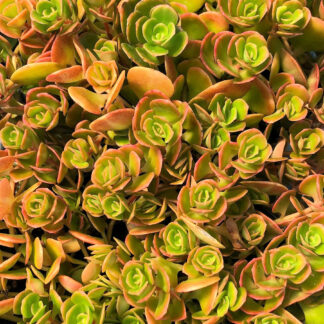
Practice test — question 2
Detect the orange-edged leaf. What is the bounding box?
[25,232,32,265]
[50,282,63,318]
[81,261,101,284]
[0,155,14,173]
[90,108,134,132]
[69,230,104,244]
[0,252,21,272]
[0,298,14,315]
[44,258,61,284]
[0,178,14,220]
[181,217,225,248]
[127,67,174,98]
[0,233,25,244]
[36,310,52,324]
[46,239,66,262]
[0,268,27,279]
[32,237,43,270]
[68,87,107,115]
[176,276,220,293]
[11,63,61,85]
[51,35,75,66]
[46,65,84,83]
[58,275,82,293]
[129,224,164,235]
[105,71,126,109]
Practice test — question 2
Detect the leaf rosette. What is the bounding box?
[31,0,78,34]
[264,84,309,123]
[239,244,324,312]
[240,213,267,247]
[82,185,105,217]
[191,275,246,321]
[61,291,100,324]
[130,195,166,225]
[22,188,67,233]
[94,39,118,62]
[178,179,227,223]
[230,210,283,250]
[120,257,183,321]
[265,245,311,284]
[206,93,249,132]
[210,280,246,318]
[271,0,311,37]
[13,290,49,323]
[62,138,94,170]
[183,245,223,277]
[290,125,324,158]
[158,220,197,258]
[219,0,270,27]
[285,159,310,181]
[133,91,187,149]
[133,90,201,162]
[288,215,324,272]
[86,61,118,94]
[240,257,287,313]
[0,122,39,151]
[24,85,68,131]
[102,192,130,220]
[231,129,272,179]
[203,126,230,152]
[0,0,33,38]
[120,260,155,307]
[119,0,188,65]
[250,311,298,324]
[91,144,160,193]
[201,31,272,81]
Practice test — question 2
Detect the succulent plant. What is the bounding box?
[86,61,119,94]
[0,122,39,151]
[31,0,78,34]
[24,85,68,131]
[230,129,273,179]
[91,144,160,192]
[266,245,311,284]
[219,0,270,27]
[178,178,227,223]
[82,185,105,217]
[62,138,94,170]
[102,192,130,220]
[119,0,188,65]
[183,245,224,277]
[0,0,33,38]
[264,83,309,123]
[61,291,100,324]
[1,0,324,323]
[94,39,118,62]
[205,93,249,132]
[201,31,272,81]
[288,215,324,272]
[271,0,311,36]
[290,124,324,158]
[132,90,199,162]
[158,220,197,258]
[13,290,50,323]
[22,187,67,232]
[129,194,166,225]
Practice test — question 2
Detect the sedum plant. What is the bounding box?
[119,0,188,65]
[1,0,324,323]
